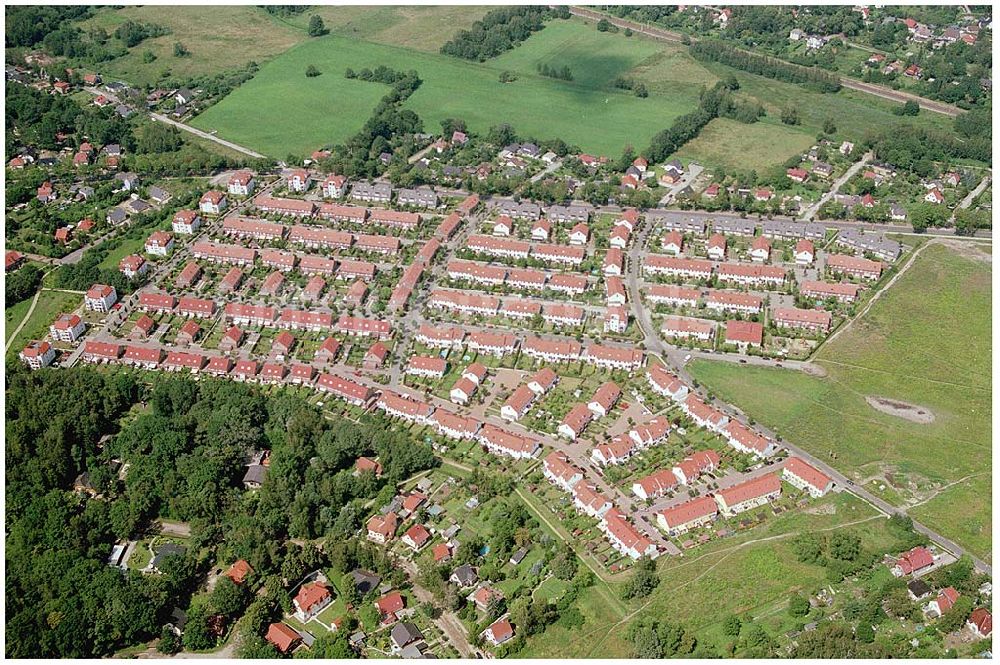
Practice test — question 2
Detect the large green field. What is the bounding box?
[190,18,705,157]
[79,6,493,87]
[689,242,991,561]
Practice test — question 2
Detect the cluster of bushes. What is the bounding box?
[440,6,570,61]
[344,64,417,86]
[536,62,573,81]
[5,264,43,307]
[864,123,990,170]
[323,67,423,177]
[113,20,170,48]
[628,618,706,658]
[5,84,85,152]
[612,76,649,97]
[690,39,842,93]
[259,5,310,17]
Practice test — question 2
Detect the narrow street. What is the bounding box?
[623,218,991,575]
[397,559,477,658]
[799,152,873,221]
[150,113,266,159]
[950,173,992,223]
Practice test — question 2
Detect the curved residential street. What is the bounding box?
[625,223,991,575]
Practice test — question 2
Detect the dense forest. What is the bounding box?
[5,5,93,48]
[5,366,437,657]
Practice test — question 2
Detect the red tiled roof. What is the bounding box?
[266,622,300,653]
[659,495,718,528]
[294,582,330,614]
[716,473,781,507]
[725,320,763,345]
[783,457,832,491]
[225,559,254,584]
[376,590,405,615]
[895,546,934,574]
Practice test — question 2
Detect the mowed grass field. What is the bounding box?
[191,19,705,157]
[689,242,991,561]
[521,492,892,657]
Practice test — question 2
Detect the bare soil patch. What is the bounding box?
[938,239,992,264]
[800,362,828,377]
[865,396,935,424]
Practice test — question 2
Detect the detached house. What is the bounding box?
[145,230,174,256]
[367,512,398,544]
[891,546,935,577]
[293,582,332,621]
[85,284,118,312]
[172,210,201,235]
[286,168,311,193]
[119,254,149,279]
[199,190,227,215]
[228,170,255,196]
[20,340,56,369]
[322,174,347,198]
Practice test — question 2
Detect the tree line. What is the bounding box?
[440,6,570,62]
[690,39,842,93]
[319,67,424,177]
[644,77,764,163]
[536,62,573,81]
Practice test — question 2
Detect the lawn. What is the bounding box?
[689,242,991,560]
[674,117,816,172]
[6,289,83,356]
[190,19,704,157]
[98,236,151,271]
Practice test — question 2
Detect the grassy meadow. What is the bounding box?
[688,242,991,561]
[6,289,84,356]
[79,6,304,86]
[79,6,494,87]
[675,117,816,172]
[190,19,705,157]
